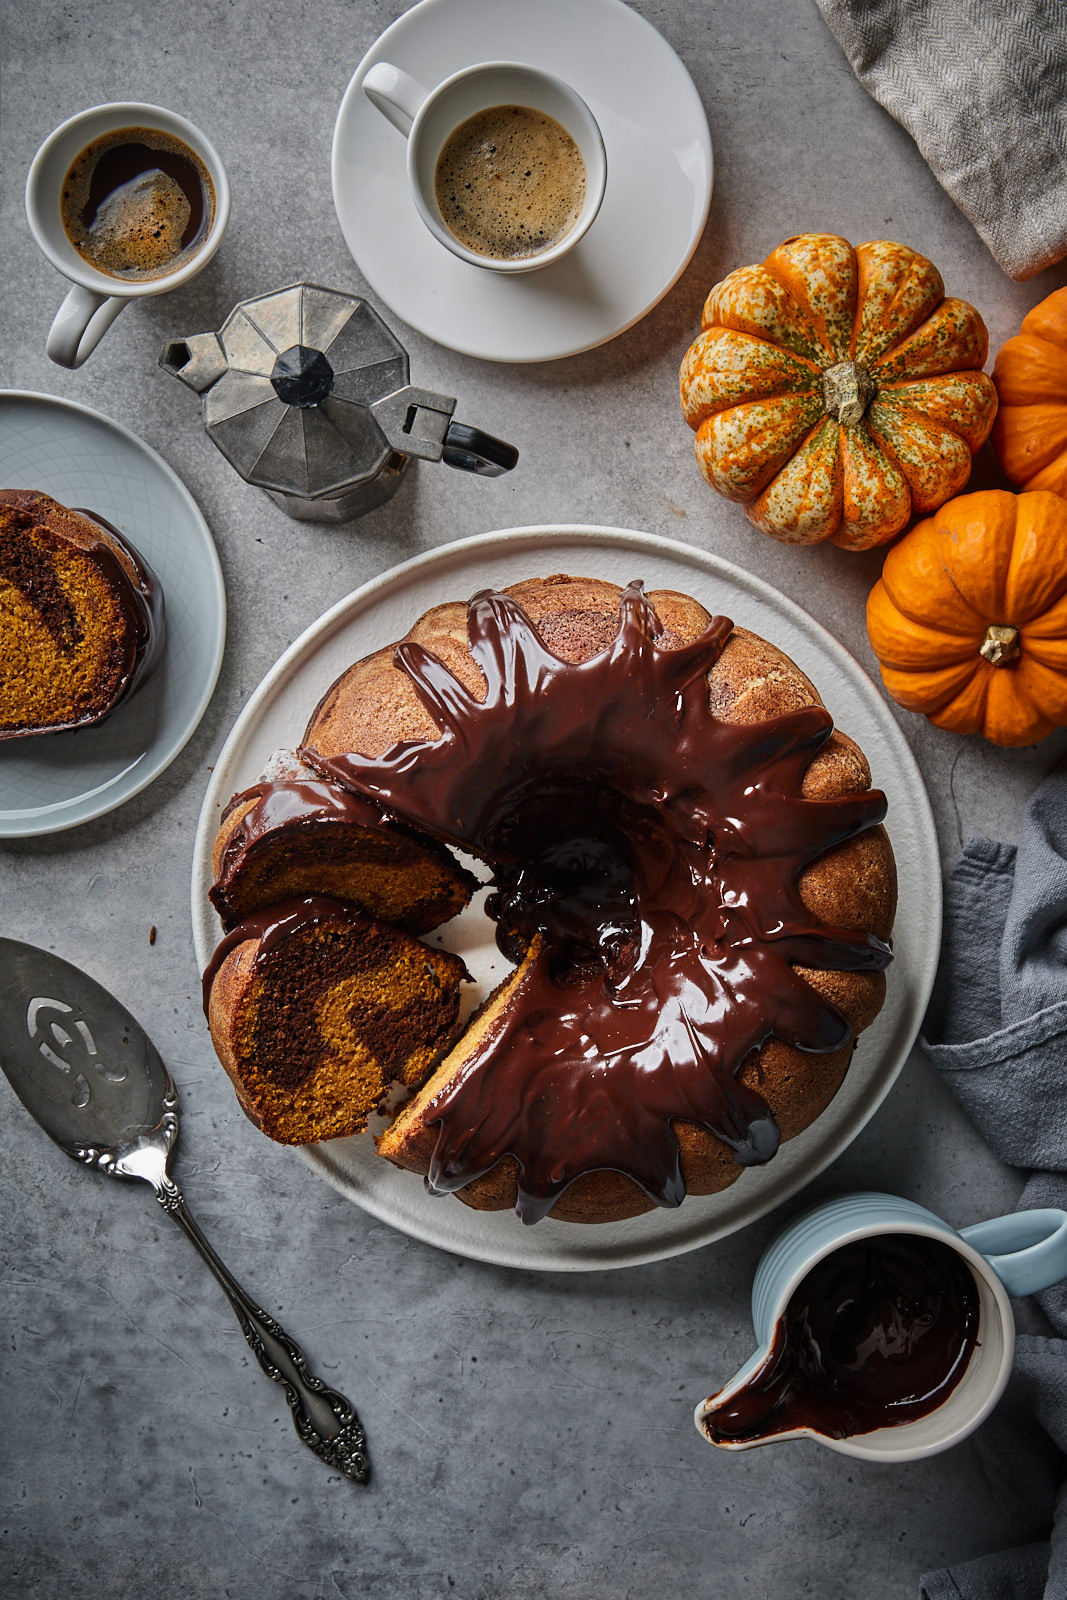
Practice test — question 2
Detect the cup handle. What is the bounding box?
[362,61,429,137]
[959,1209,1067,1298]
[47,284,129,369]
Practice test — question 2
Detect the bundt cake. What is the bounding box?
[203,895,468,1144]
[210,777,478,932]
[203,573,896,1223]
[0,489,164,739]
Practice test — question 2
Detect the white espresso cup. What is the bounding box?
[26,102,231,369]
[362,60,607,273]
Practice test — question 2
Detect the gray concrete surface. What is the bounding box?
[3,2,1067,1596]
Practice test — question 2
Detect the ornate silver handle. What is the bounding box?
[154,1173,368,1481]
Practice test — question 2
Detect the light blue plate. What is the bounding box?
[0,391,226,837]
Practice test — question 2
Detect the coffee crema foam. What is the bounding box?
[61,127,215,282]
[434,104,586,261]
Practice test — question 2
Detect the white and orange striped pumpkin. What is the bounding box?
[680,233,998,550]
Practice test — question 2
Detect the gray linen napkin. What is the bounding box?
[815,0,1067,281]
[919,768,1067,1598]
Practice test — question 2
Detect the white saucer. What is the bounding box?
[0,393,226,837]
[331,0,713,362]
[191,526,940,1273]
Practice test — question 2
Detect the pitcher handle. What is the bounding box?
[959,1209,1067,1298]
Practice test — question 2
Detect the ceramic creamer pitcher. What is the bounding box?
[695,1191,1067,1463]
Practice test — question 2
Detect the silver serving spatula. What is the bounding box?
[0,937,368,1482]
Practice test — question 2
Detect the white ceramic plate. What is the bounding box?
[0,392,226,837]
[331,0,713,362]
[191,526,940,1272]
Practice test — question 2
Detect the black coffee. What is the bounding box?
[61,127,215,281]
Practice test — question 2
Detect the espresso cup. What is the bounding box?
[362,60,607,273]
[26,102,230,368]
[695,1191,1067,1463]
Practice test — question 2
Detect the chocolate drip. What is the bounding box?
[303,582,891,1223]
[211,780,396,905]
[700,1235,980,1443]
[74,509,165,695]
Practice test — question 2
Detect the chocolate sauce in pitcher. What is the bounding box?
[701,1234,981,1444]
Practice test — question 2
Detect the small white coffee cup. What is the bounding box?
[362,60,607,273]
[26,102,231,369]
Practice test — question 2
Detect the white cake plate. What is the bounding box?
[191,526,940,1272]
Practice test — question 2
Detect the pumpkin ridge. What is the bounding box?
[872,391,967,444]
[937,550,992,631]
[865,407,973,516]
[757,269,836,367]
[852,240,945,368]
[992,405,1067,483]
[874,374,997,454]
[992,335,1067,406]
[836,424,910,549]
[869,299,989,386]
[679,327,822,427]
[1020,287,1067,354]
[1002,492,1067,622]
[762,235,857,365]
[694,397,825,503]
[872,586,984,639]
[748,416,844,544]
[929,665,992,735]
[702,263,830,365]
[856,414,912,502]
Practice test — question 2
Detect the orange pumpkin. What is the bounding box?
[866,489,1067,746]
[991,286,1067,495]
[680,233,998,550]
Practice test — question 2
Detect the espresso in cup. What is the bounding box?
[701,1234,980,1445]
[433,104,586,261]
[61,127,216,282]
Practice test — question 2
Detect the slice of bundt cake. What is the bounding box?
[203,895,468,1144]
[210,777,479,933]
[0,489,164,740]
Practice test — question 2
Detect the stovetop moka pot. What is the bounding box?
[160,282,517,522]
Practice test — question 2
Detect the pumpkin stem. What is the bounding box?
[822,361,877,425]
[980,624,1022,665]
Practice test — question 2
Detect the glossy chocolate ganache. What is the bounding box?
[211,780,403,914]
[74,508,165,689]
[700,1235,981,1444]
[303,582,892,1224]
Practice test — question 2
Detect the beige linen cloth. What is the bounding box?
[815,0,1067,280]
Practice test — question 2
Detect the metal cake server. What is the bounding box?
[0,937,368,1482]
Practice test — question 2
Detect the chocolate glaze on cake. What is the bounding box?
[210,778,477,933]
[303,582,892,1224]
[699,1235,980,1444]
[74,507,164,682]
